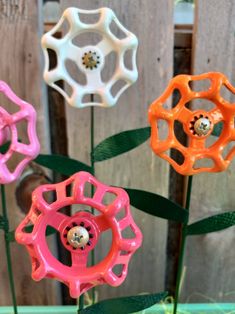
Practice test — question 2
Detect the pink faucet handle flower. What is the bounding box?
[15,171,142,298]
[0,81,40,184]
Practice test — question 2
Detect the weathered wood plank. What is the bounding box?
[0,0,58,305]
[166,44,192,297]
[62,0,174,300]
[182,0,235,302]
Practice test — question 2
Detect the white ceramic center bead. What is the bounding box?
[41,7,138,108]
[67,226,90,249]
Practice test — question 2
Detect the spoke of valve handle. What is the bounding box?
[173,175,193,314]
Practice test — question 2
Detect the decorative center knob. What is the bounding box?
[82,51,100,70]
[67,226,90,249]
[194,117,211,136]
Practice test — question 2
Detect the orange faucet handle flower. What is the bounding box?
[148,72,235,175]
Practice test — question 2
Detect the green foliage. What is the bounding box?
[0,141,11,154]
[175,0,194,4]
[93,127,151,162]
[187,211,235,235]
[79,292,168,314]
[212,121,223,137]
[34,154,91,176]
[125,188,189,223]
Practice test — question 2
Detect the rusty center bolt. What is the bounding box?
[82,51,100,70]
[67,226,90,249]
[194,117,211,136]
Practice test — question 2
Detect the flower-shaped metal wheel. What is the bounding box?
[148,72,235,175]
[15,171,142,298]
[41,7,138,108]
[0,81,40,184]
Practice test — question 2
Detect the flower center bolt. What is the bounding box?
[67,226,90,249]
[82,51,100,70]
[189,113,212,137]
[194,117,211,136]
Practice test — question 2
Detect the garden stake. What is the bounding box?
[0,81,40,314]
[41,7,139,311]
[173,175,192,314]
[1,185,18,314]
[149,72,235,312]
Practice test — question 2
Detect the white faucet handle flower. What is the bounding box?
[41,7,138,108]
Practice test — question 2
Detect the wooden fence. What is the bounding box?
[0,0,234,306]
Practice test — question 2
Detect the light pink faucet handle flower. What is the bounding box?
[15,171,142,298]
[0,81,40,184]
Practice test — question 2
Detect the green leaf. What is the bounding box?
[79,292,167,314]
[34,154,91,176]
[212,121,223,137]
[8,225,57,242]
[0,141,11,154]
[124,188,189,223]
[187,211,235,235]
[93,127,151,162]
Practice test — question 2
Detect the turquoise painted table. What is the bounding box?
[0,304,234,313]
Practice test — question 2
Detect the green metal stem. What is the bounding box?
[1,185,18,314]
[173,175,193,314]
[78,296,84,312]
[90,99,96,305]
[78,96,95,313]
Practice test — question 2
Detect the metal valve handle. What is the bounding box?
[0,81,40,184]
[148,72,235,175]
[42,7,138,108]
[15,171,142,298]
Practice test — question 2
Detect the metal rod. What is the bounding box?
[90,95,96,305]
[78,95,95,313]
[173,175,193,314]
[1,185,18,314]
[78,296,84,312]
